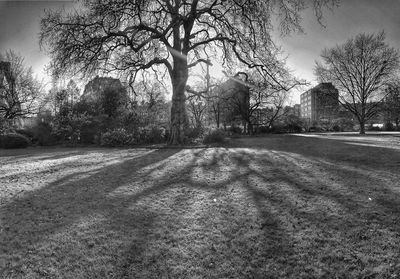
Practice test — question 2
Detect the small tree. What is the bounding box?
[207,84,223,129]
[264,93,289,128]
[315,32,399,134]
[187,97,207,129]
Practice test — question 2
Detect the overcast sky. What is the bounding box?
[0,0,399,103]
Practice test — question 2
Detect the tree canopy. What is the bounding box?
[81,76,129,118]
[41,0,338,144]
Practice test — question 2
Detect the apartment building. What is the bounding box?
[300,83,339,123]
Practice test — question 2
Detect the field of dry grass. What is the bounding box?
[1,133,400,278]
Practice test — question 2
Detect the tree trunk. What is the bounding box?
[359,120,366,134]
[248,122,253,135]
[216,105,220,128]
[168,60,189,145]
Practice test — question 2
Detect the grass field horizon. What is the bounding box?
[1,133,400,278]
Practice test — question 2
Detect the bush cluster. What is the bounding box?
[203,129,226,144]
[367,123,400,132]
[185,126,205,143]
[257,125,294,134]
[100,128,134,147]
[100,126,167,147]
[0,133,30,149]
[229,126,243,134]
[138,126,166,144]
[15,129,34,140]
[34,122,57,146]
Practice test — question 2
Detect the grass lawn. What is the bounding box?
[1,133,400,278]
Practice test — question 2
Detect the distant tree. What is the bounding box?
[260,93,290,129]
[42,79,80,116]
[283,114,304,132]
[384,81,400,129]
[315,32,399,134]
[80,76,129,118]
[206,82,224,128]
[40,0,338,144]
[219,69,294,134]
[55,89,69,116]
[131,81,170,129]
[0,50,43,123]
[66,80,80,109]
[187,96,207,129]
[38,79,83,142]
[186,70,217,129]
[140,81,167,110]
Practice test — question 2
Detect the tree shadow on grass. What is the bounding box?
[225,141,400,277]
[28,146,293,279]
[0,148,183,277]
[133,140,400,277]
[110,147,298,278]
[4,136,400,278]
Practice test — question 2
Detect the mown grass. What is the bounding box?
[1,133,400,278]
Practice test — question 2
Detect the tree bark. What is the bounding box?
[215,104,220,128]
[248,122,253,135]
[359,120,366,134]
[168,60,189,145]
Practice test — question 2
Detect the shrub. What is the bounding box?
[203,129,226,144]
[32,122,57,146]
[257,126,272,134]
[335,118,355,132]
[229,126,243,134]
[385,122,395,131]
[100,128,134,147]
[142,126,166,144]
[15,128,34,140]
[135,126,166,144]
[52,126,71,142]
[80,122,99,144]
[0,133,30,149]
[270,124,288,134]
[308,126,325,132]
[367,125,381,131]
[285,123,302,133]
[185,126,204,143]
[332,125,341,132]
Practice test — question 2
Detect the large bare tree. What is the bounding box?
[40,0,337,144]
[315,32,399,134]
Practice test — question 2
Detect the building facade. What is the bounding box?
[300,83,339,124]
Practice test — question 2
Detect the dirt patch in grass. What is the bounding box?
[1,135,400,278]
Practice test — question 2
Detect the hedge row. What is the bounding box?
[0,133,30,149]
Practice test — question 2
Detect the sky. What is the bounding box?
[0,0,74,87]
[0,0,400,103]
[276,0,400,103]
